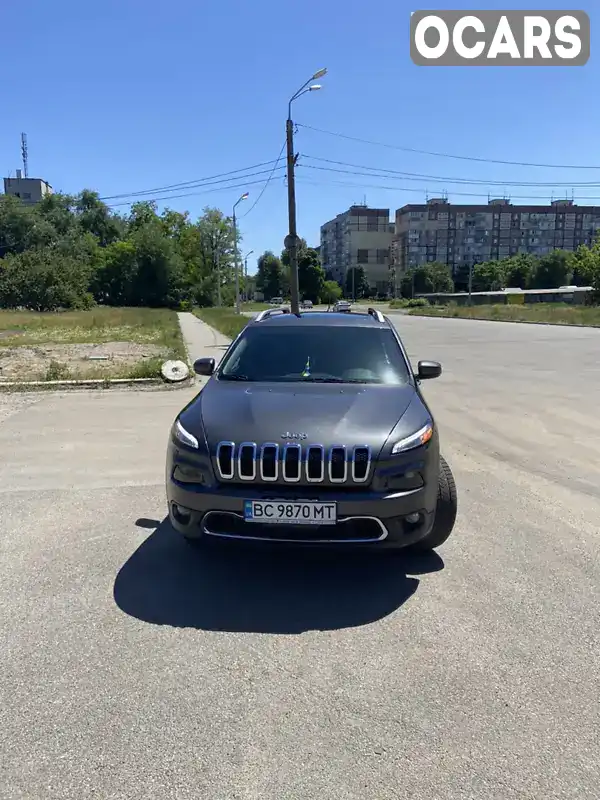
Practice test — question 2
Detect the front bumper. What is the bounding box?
[166,475,437,550]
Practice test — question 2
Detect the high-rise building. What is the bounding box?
[3,170,52,204]
[320,205,395,296]
[391,198,600,289]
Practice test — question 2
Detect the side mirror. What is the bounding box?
[193,357,215,376]
[416,360,442,380]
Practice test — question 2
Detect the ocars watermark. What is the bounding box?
[410,11,590,65]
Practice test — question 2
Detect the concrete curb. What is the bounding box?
[407,312,600,330]
[0,376,194,392]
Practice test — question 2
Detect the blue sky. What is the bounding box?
[2,0,598,274]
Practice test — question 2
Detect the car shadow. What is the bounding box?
[113,518,444,634]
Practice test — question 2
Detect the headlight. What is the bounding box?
[173,419,199,449]
[391,422,433,455]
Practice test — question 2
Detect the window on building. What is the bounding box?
[376,249,388,263]
[22,192,32,200]
[357,249,369,262]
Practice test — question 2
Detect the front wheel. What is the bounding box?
[412,455,457,551]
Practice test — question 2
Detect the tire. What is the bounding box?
[412,455,457,551]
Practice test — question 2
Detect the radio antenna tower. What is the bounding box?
[21,133,29,178]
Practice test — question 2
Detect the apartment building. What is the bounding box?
[320,205,394,295]
[392,198,600,289]
[3,170,52,204]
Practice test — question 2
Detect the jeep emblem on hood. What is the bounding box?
[281,432,307,440]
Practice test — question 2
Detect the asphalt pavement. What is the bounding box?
[0,313,599,800]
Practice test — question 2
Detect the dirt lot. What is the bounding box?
[0,307,186,382]
[0,339,165,381]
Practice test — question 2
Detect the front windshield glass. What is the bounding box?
[218,325,410,384]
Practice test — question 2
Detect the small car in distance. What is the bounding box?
[300,299,313,310]
[269,297,284,306]
[333,300,352,313]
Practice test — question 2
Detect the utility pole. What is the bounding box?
[232,193,249,312]
[285,68,327,315]
[285,117,300,314]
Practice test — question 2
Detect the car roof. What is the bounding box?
[249,311,388,328]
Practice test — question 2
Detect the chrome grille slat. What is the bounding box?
[259,442,279,481]
[238,442,257,481]
[306,445,325,482]
[214,441,371,484]
[328,445,347,483]
[352,445,371,483]
[216,441,235,479]
[282,443,302,482]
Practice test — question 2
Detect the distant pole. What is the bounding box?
[233,209,239,311]
[21,133,28,178]
[232,193,249,313]
[216,249,222,307]
[468,262,473,305]
[411,271,415,299]
[351,267,355,301]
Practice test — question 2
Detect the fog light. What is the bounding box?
[405,512,420,524]
[172,503,192,525]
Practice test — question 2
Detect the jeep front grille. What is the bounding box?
[215,442,371,484]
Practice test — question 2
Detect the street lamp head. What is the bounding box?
[240,192,249,200]
[308,84,322,92]
[312,68,327,79]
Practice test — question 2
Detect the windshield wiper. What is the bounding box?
[219,374,251,381]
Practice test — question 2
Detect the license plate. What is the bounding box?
[244,500,337,525]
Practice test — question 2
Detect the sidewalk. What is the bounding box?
[177,312,231,366]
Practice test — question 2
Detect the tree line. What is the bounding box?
[0,191,244,311]
[399,246,600,299]
[255,244,378,304]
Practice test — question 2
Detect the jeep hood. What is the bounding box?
[181,380,417,452]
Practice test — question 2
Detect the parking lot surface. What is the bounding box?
[1,314,599,799]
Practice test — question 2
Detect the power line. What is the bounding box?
[240,140,287,218]
[299,163,600,197]
[106,176,285,208]
[296,122,600,170]
[301,154,600,188]
[294,174,600,202]
[99,158,285,201]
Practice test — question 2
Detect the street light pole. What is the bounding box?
[232,193,249,313]
[286,68,327,315]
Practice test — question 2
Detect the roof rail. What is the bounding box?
[367,307,385,323]
[255,308,291,322]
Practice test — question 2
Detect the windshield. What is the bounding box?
[218,325,411,384]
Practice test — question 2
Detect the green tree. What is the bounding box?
[0,247,94,311]
[345,267,370,299]
[256,251,285,299]
[402,262,454,296]
[530,250,571,289]
[503,253,535,289]
[321,280,342,305]
[569,236,600,296]
[473,259,506,291]
[281,239,325,303]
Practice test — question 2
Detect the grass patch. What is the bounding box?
[0,307,187,381]
[194,307,248,339]
[407,302,600,326]
[241,302,270,311]
[389,298,429,309]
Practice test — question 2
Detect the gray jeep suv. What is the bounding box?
[166,307,457,551]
